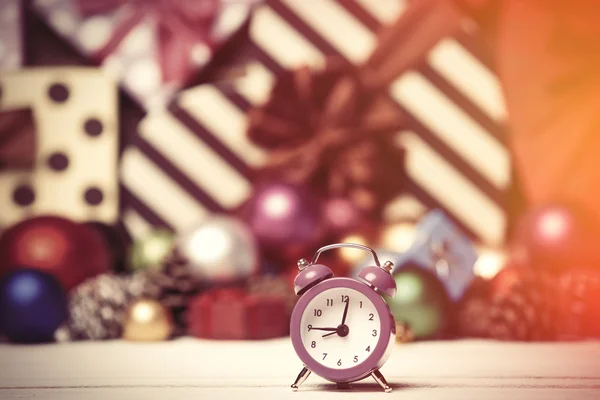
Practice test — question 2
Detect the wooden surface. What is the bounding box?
[1,338,600,399]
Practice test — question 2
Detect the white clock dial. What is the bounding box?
[299,287,381,370]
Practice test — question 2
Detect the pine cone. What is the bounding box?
[458,297,491,338]
[556,267,600,340]
[487,279,555,341]
[143,249,205,334]
[55,273,150,341]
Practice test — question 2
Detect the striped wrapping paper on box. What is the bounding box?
[120,0,510,246]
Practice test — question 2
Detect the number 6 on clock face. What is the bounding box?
[300,287,380,369]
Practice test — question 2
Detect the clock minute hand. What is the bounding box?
[341,298,350,325]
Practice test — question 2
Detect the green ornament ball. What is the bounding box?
[386,265,451,340]
[128,230,175,272]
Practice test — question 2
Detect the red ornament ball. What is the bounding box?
[241,181,324,264]
[511,203,600,270]
[0,216,111,290]
[322,197,363,237]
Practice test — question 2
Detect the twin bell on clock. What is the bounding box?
[289,243,397,393]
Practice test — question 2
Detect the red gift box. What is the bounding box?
[188,288,288,340]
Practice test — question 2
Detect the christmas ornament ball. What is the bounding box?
[242,181,323,262]
[322,197,363,236]
[122,299,174,341]
[86,222,130,272]
[512,203,598,269]
[0,216,111,290]
[0,269,68,343]
[386,265,451,340]
[379,222,417,253]
[128,229,175,272]
[177,215,258,283]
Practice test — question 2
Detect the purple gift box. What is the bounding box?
[32,0,257,110]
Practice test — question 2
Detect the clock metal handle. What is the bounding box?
[310,243,381,267]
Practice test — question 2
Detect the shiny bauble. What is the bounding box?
[338,232,371,265]
[473,247,507,280]
[241,181,323,263]
[322,197,363,237]
[0,216,111,290]
[177,215,258,283]
[387,265,451,340]
[0,269,68,343]
[379,222,417,253]
[86,222,130,272]
[511,203,599,270]
[128,229,175,272]
[122,299,174,341]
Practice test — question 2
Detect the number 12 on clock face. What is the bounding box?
[300,287,381,370]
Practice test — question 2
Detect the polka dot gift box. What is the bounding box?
[31,0,258,110]
[0,0,23,70]
[120,0,511,248]
[0,68,119,227]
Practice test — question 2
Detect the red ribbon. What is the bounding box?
[75,0,219,83]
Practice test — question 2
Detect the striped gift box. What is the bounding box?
[120,0,510,246]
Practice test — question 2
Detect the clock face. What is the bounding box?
[299,287,382,370]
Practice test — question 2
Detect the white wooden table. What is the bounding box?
[1,338,599,399]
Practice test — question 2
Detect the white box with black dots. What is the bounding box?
[0,68,119,227]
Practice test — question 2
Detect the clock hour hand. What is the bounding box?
[309,327,337,331]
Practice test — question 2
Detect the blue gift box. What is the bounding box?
[392,209,477,301]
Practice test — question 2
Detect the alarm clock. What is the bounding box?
[290,243,397,392]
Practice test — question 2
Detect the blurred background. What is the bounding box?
[0,0,599,347]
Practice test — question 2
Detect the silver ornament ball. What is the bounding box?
[177,215,258,283]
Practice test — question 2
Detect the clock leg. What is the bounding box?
[291,367,311,391]
[371,369,392,393]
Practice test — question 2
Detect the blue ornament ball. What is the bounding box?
[0,269,68,343]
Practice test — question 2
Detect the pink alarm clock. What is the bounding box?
[290,243,397,392]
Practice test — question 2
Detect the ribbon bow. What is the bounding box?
[76,0,219,83]
[247,0,464,216]
[247,61,407,216]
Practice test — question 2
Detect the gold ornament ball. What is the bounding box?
[474,247,507,279]
[338,233,370,264]
[123,299,174,341]
[379,222,417,253]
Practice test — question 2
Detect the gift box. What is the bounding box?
[0,67,119,228]
[120,0,511,246]
[0,108,35,169]
[188,288,288,339]
[392,209,477,301]
[0,0,24,70]
[32,0,257,110]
